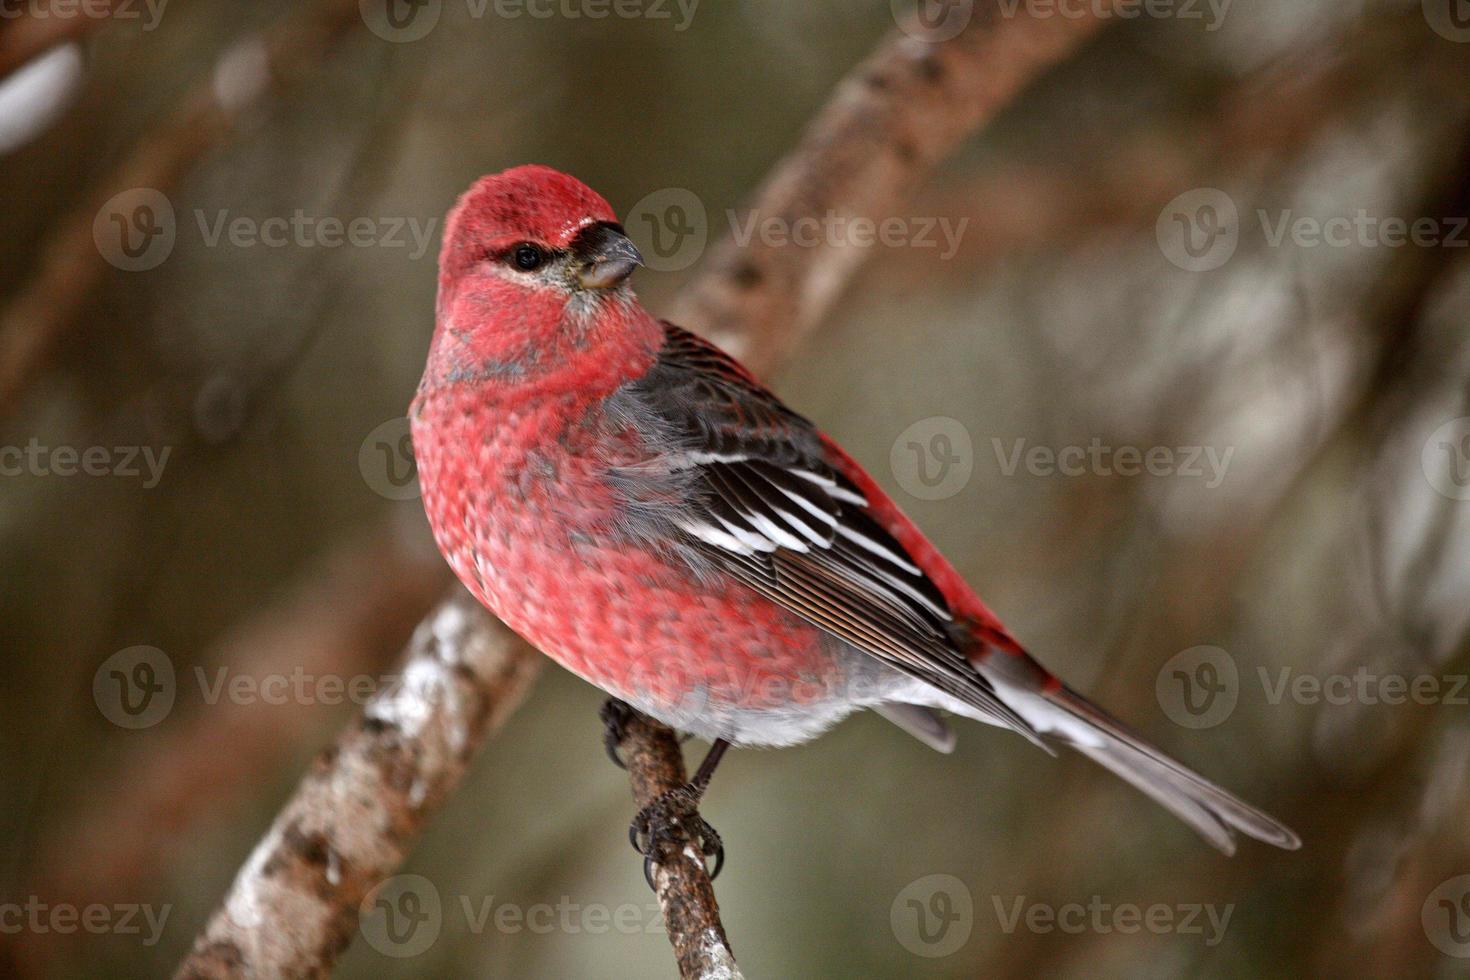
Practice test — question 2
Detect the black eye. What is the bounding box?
[511,243,545,270]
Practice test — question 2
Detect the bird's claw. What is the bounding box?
[599,698,635,770]
[628,784,725,888]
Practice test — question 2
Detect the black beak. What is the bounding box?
[572,222,643,289]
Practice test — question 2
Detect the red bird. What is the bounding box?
[411,165,1300,871]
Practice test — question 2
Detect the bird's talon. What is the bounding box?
[627,783,724,889]
[643,854,658,890]
[699,824,725,880]
[599,698,634,770]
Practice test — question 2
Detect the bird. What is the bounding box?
[410,164,1301,876]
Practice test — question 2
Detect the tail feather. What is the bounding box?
[1040,685,1301,854]
[875,702,957,753]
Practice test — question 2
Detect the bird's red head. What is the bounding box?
[425,165,657,393]
[438,165,623,283]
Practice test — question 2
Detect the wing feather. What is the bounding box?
[612,323,1042,745]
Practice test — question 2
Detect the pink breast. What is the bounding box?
[412,388,847,715]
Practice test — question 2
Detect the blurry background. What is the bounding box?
[3,0,1470,976]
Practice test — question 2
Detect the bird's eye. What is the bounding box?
[511,243,545,271]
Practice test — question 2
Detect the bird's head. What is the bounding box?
[426,165,654,391]
[438,165,645,313]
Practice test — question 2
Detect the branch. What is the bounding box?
[0,0,122,83]
[670,3,1109,374]
[176,594,542,979]
[29,528,449,919]
[180,8,1112,978]
[0,0,366,419]
[615,715,742,980]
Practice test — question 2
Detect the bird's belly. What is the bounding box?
[475,519,892,743]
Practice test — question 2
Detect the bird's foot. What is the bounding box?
[599,698,635,770]
[628,783,724,888]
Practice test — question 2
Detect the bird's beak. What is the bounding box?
[572,222,644,290]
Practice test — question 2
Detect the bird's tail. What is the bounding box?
[1032,683,1300,855]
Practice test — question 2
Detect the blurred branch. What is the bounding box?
[0,0,366,419]
[889,38,1391,277]
[178,9,1112,978]
[669,2,1109,375]
[15,54,434,953]
[982,111,1470,980]
[614,714,742,980]
[0,0,117,82]
[175,594,543,980]
[27,528,449,920]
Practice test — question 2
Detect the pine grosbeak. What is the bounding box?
[411,165,1300,864]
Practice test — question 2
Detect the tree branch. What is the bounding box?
[0,0,366,419]
[31,528,449,919]
[670,3,1108,374]
[179,7,1112,977]
[615,715,742,980]
[0,0,122,83]
[176,594,542,979]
